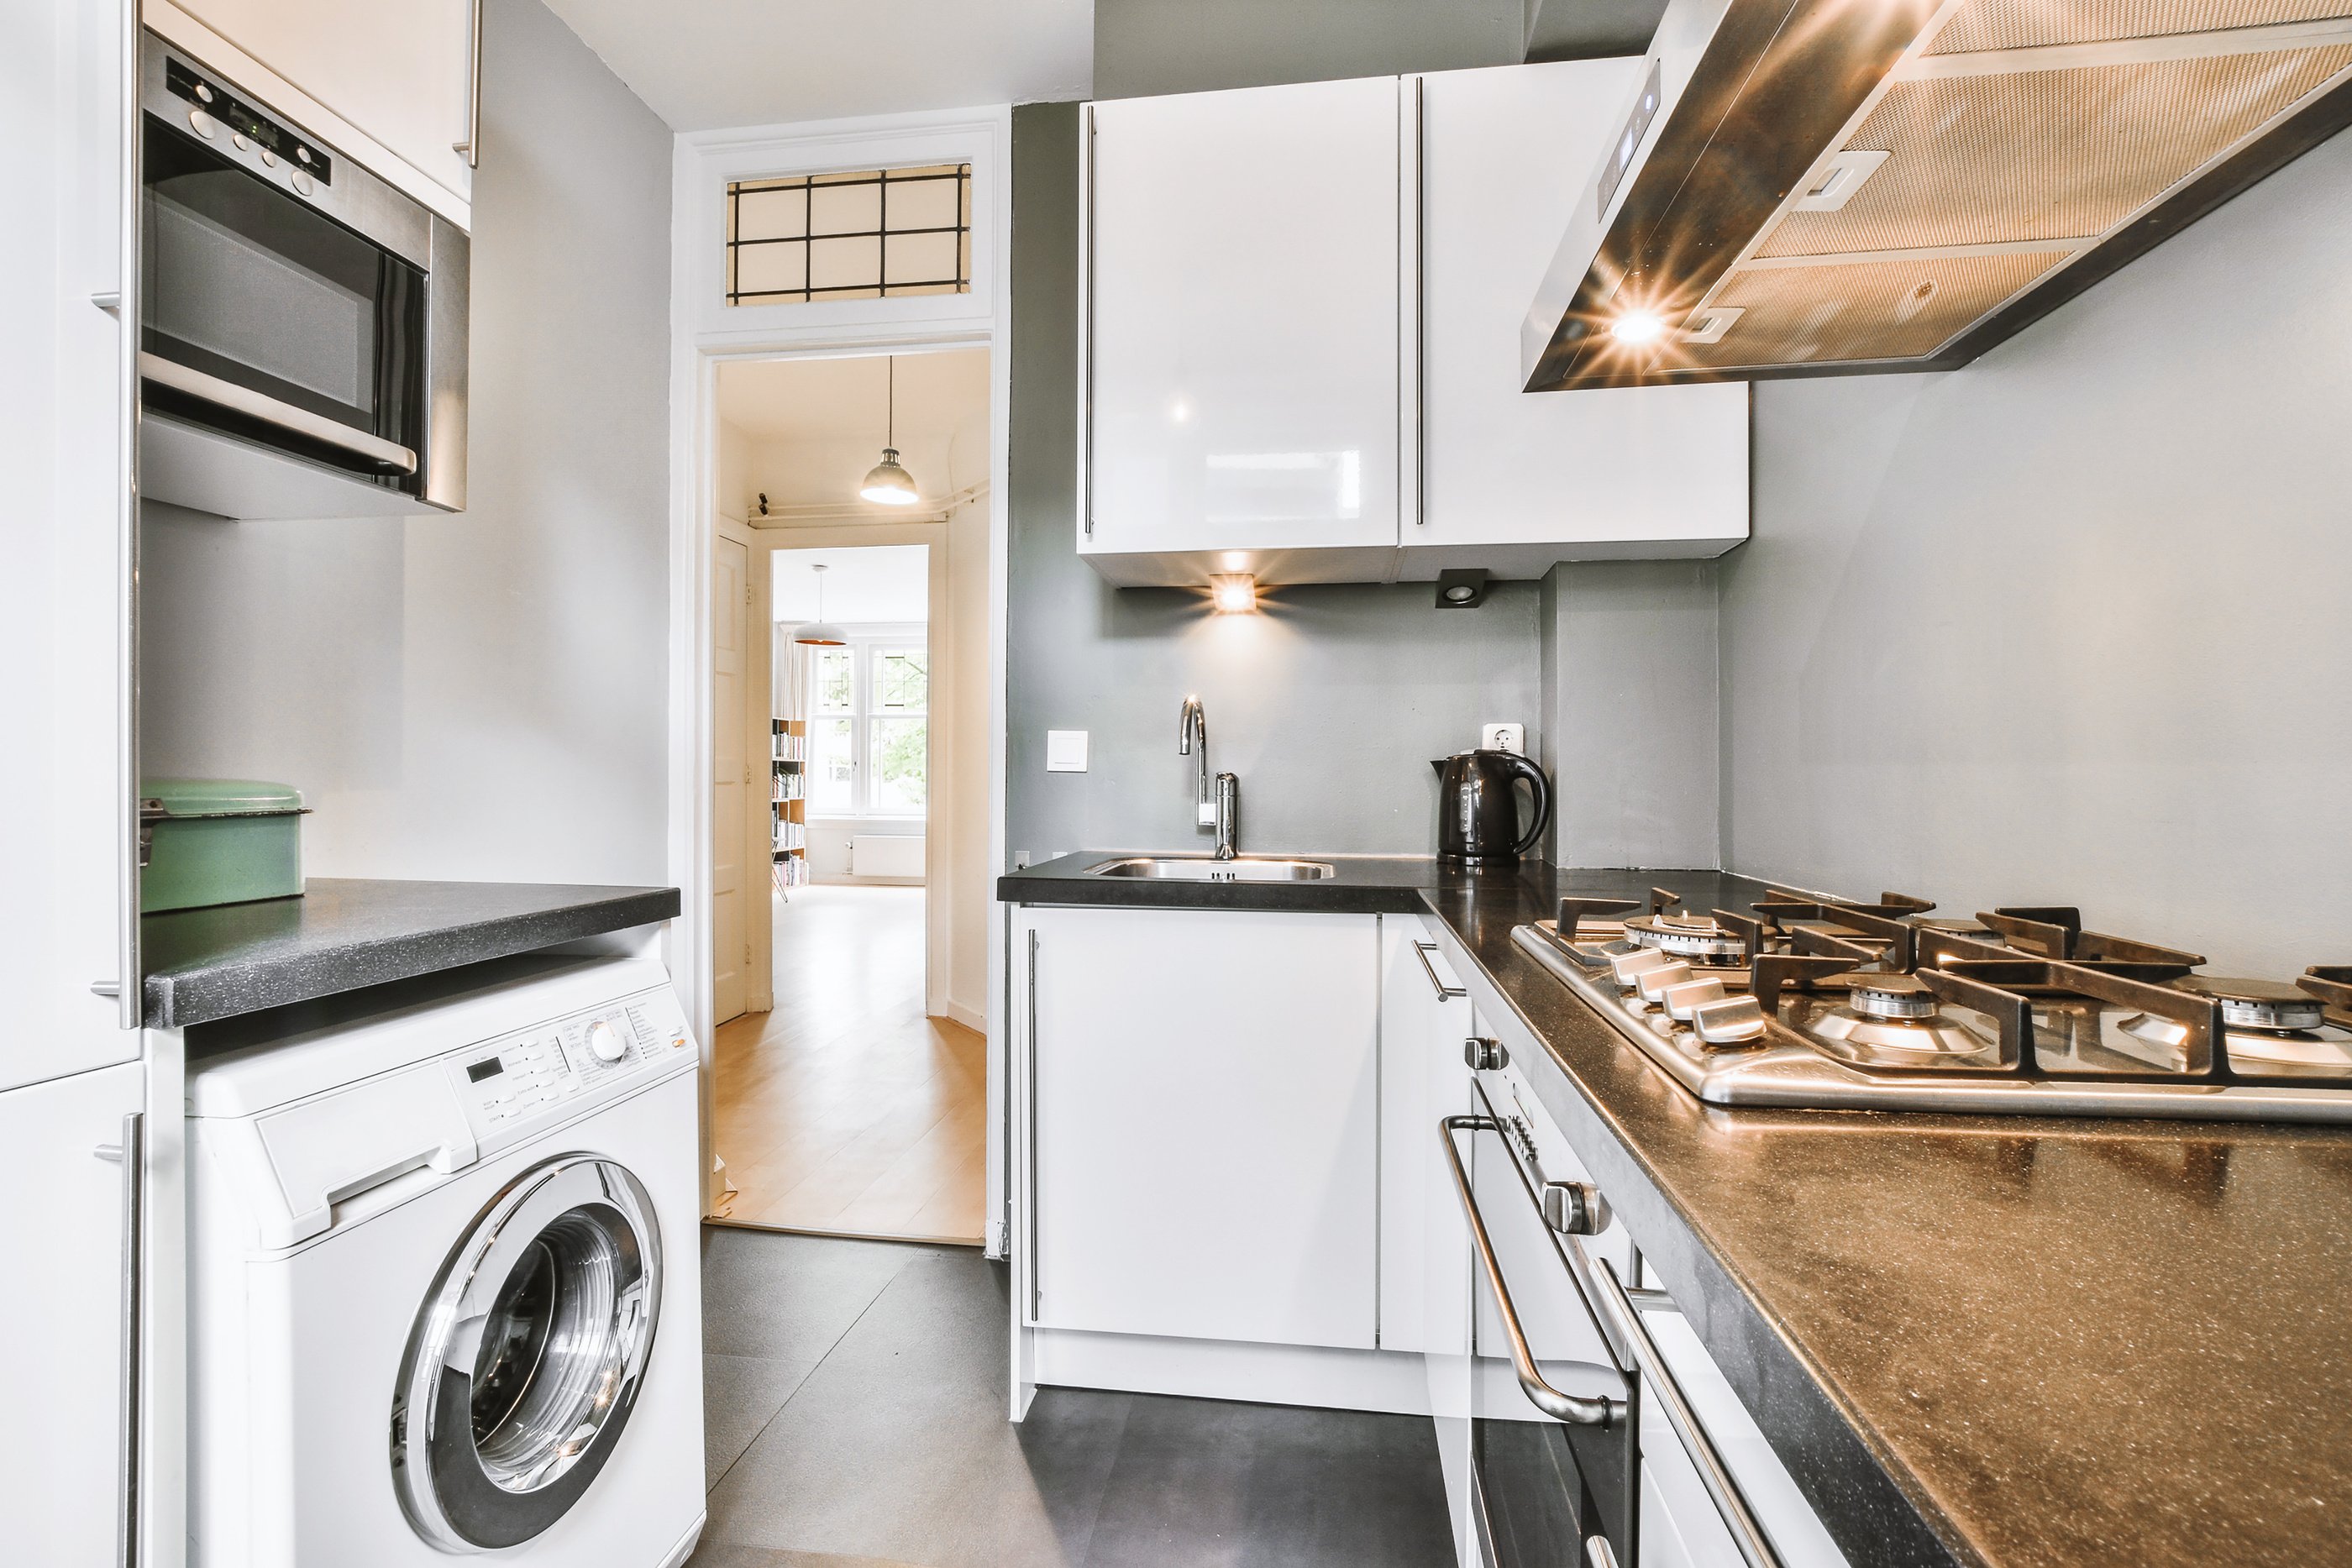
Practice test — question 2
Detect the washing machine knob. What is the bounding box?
[586,1019,628,1063]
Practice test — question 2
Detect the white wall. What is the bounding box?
[139,0,675,886]
[1725,130,2352,973]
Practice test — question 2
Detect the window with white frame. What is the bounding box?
[806,633,927,817]
[725,164,972,306]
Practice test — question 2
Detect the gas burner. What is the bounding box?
[2176,977,2328,1034]
[1623,911,1747,964]
[2114,977,2352,1073]
[1798,973,1999,1067]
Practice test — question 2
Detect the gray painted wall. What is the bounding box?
[1093,0,1525,98]
[1005,103,1543,863]
[1723,130,2352,973]
[1541,560,1719,869]
[141,0,673,885]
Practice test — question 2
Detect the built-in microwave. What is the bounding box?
[137,34,466,519]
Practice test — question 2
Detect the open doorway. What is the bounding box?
[706,349,990,1245]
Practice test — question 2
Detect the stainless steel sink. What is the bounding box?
[1085,856,1335,882]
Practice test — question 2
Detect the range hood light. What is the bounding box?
[1609,311,1667,346]
[1209,574,1258,614]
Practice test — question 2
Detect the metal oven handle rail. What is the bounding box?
[1582,1246,1787,1568]
[1439,1114,1620,1427]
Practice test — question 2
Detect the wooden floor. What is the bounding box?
[710,884,985,1245]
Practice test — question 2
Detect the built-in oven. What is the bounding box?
[1451,1046,1802,1568]
[138,34,466,519]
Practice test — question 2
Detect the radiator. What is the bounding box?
[851,834,926,879]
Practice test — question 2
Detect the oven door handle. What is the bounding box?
[1441,1114,1622,1427]
[139,352,419,475]
[1584,1249,1787,1568]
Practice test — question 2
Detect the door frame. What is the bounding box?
[665,105,1012,1245]
[755,527,958,1019]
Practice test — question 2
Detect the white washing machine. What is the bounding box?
[186,954,706,1567]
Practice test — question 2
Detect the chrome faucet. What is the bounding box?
[1179,696,1239,858]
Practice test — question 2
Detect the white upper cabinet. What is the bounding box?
[1411,61,1747,575]
[155,0,476,228]
[1077,63,1748,588]
[1082,77,1405,585]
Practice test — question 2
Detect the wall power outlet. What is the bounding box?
[1482,722,1525,753]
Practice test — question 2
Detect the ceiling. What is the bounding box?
[773,544,929,624]
[542,0,1094,131]
[717,349,989,443]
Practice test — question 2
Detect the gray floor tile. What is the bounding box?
[706,1251,1079,1566]
[700,1225,938,1361]
[697,1230,1454,1568]
[705,1352,821,1489]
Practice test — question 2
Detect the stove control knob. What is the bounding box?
[1691,995,1769,1046]
[1463,1036,1509,1072]
[1635,962,1696,1005]
[1542,1180,1610,1237]
[1609,947,1677,990]
[586,1019,628,1063]
[188,108,218,139]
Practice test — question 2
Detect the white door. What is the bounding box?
[167,0,477,218]
[1410,61,1747,569]
[711,531,750,1025]
[1083,76,1404,569]
[0,1062,144,1567]
[1023,906,1380,1349]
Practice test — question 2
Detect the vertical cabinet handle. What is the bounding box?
[1025,928,1041,1321]
[1077,103,1095,538]
[95,1112,144,1568]
[453,0,484,166]
[113,0,141,1031]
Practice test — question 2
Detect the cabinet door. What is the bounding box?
[0,1062,144,1567]
[1411,62,1747,568]
[4,0,140,1093]
[1084,77,1402,569]
[1026,906,1380,1349]
[169,0,475,214]
[1379,915,1472,1353]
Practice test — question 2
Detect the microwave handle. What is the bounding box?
[1441,1114,1623,1427]
[139,354,418,475]
[1586,1251,1787,1568]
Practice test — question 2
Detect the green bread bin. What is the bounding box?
[139,779,307,914]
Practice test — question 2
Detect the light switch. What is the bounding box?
[1483,722,1525,754]
[1045,730,1089,773]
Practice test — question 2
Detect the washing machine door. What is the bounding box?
[391,1152,664,1553]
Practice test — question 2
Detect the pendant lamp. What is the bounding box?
[860,356,920,506]
[794,563,848,647]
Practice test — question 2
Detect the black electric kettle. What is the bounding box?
[1431,750,1551,864]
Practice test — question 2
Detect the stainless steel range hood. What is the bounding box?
[1522,0,2352,389]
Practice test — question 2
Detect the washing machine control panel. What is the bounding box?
[449,985,695,1140]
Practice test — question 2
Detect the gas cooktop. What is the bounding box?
[1511,888,2352,1123]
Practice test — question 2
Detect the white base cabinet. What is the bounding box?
[1019,905,1381,1350]
[0,1063,144,1568]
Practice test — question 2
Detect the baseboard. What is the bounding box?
[1030,1327,1431,1416]
[812,873,924,888]
[942,999,985,1034]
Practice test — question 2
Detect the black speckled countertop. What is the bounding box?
[1416,867,2352,1568]
[995,850,1518,914]
[1003,852,2352,1565]
[142,878,680,1028]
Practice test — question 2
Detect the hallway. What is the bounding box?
[711,884,986,1243]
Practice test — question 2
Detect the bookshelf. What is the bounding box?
[771,718,807,891]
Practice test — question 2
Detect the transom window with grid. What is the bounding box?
[726,164,972,306]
